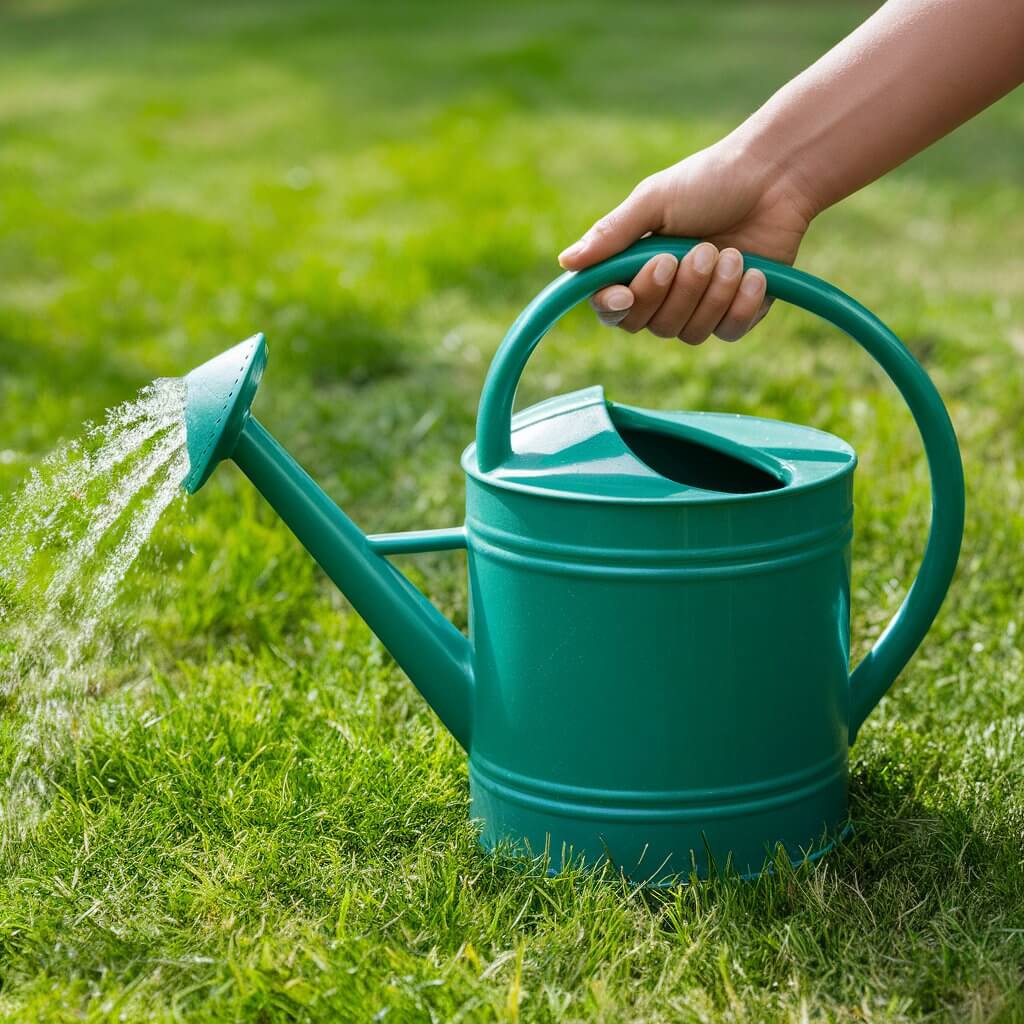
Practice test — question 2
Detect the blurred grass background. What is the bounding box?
[0,1,1022,1021]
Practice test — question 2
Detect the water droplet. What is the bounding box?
[0,376,191,834]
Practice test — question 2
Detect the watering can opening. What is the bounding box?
[466,386,819,503]
[607,405,787,495]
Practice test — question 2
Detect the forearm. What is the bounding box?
[732,0,1024,217]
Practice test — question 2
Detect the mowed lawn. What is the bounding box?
[1,1,1023,1020]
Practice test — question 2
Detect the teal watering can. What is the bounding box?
[183,237,964,882]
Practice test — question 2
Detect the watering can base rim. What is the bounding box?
[477,820,854,886]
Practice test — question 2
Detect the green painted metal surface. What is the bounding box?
[183,237,965,882]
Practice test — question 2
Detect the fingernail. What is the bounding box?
[652,254,677,286]
[718,249,742,278]
[605,288,633,312]
[693,244,716,274]
[558,240,585,264]
[741,270,765,296]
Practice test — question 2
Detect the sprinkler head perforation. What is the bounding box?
[182,333,267,493]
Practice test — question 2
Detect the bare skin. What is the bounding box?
[559,0,1024,344]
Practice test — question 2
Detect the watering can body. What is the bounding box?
[463,390,855,878]
[183,237,964,882]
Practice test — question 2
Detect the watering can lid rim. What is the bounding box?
[462,386,856,505]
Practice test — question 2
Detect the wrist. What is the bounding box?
[723,114,826,224]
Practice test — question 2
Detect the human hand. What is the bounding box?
[558,142,815,343]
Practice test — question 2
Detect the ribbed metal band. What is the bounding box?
[466,515,852,580]
[469,751,846,824]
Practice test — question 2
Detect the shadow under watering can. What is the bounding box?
[182,237,964,883]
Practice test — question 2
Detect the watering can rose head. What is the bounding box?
[183,333,266,495]
[182,237,964,883]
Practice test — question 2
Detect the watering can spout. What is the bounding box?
[182,335,475,749]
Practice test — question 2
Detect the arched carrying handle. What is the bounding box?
[476,237,965,741]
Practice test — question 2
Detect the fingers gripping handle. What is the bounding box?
[475,237,965,741]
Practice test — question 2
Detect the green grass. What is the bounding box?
[1,0,1023,1019]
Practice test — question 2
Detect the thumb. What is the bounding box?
[558,182,663,270]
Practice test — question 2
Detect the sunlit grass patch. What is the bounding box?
[0,0,1022,1020]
